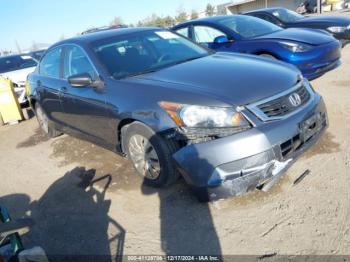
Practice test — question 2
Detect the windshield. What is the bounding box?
[217,15,282,39]
[268,8,304,23]
[92,30,209,79]
[0,55,37,74]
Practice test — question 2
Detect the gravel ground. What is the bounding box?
[1,14,350,261]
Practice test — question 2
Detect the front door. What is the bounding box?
[59,45,110,141]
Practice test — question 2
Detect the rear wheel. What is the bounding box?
[122,121,180,187]
[35,104,62,138]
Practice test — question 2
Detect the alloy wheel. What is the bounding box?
[128,134,161,180]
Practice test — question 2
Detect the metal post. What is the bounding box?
[317,0,321,14]
[265,0,268,8]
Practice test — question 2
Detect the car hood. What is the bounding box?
[295,15,350,26]
[255,28,334,45]
[0,67,36,85]
[135,53,300,106]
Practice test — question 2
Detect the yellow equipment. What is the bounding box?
[0,77,23,125]
[326,0,340,4]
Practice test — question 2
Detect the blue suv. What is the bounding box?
[172,15,341,80]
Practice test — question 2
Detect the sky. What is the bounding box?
[0,0,227,52]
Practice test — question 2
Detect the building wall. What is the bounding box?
[222,0,304,14]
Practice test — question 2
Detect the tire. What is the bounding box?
[122,121,180,187]
[35,103,62,138]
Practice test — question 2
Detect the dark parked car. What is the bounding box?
[172,15,341,80]
[28,28,328,201]
[245,7,350,46]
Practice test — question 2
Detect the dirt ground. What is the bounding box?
[1,14,350,261]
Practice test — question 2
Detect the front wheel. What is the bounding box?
[35,104,62,138]
[122,121,180,187]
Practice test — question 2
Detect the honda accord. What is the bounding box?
[28,28,328,201]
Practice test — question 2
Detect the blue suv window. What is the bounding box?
[218,16,282,39]
[193,26,226,44]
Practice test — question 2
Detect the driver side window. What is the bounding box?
[193,26,226,44]
[63,46,96,79]
[39,47,62,78]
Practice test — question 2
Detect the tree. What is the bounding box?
[175,7,188,23]
[190,9,199,20]
[163,15,175,27]
[205,3,215,17]
[30,41,38,51]
[110,16,124,26]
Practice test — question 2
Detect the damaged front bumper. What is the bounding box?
[172,93,328,201]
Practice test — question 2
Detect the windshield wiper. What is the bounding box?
[172,55,206,66]
[120,67,163,79]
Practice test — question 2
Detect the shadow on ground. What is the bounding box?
[302,132,340,159]
[0,167,125,262]
[16,128,50,149]
[50,136,140,192]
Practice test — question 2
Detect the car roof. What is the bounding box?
[244,7,284,14]
[174,15,245,28]
[242,7,286,15]
[50,27,160,48]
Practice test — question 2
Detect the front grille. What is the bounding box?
[258,84,310,118]
[280,134,302,158]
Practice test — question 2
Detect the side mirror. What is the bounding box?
[214,35,231,44]
[68,73,93,87]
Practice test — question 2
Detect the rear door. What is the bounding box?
[36,47,66,124]
[59,45,110,140]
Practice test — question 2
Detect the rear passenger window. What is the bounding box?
[176,27,189,38]
[63,46,96,79]
[39,48,62,78]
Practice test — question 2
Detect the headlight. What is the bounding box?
[159,102,250,129]
[327,26,347,33]
[280,41,313,53]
